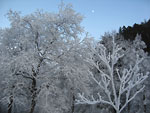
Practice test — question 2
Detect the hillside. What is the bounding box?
[119,19,150,53]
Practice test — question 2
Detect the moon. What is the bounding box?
[91,10,95,13]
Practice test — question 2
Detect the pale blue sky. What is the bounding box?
[0,0,150,39]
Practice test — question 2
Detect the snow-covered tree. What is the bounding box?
[99,33,150,113]
[0,3,90,113]
[76,36,149,113]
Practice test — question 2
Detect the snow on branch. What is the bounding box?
[76,36,149,113]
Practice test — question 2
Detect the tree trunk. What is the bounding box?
[143,94,146,113]
[29,78,37,113]
[8,95,13,113]
[116,110,120,113]
[144,105,146,113]
[29,57,43,113]
[71,94,75,113]
[128,102,130,113]
[29,97,36,113]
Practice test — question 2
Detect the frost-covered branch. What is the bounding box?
[76,36,149,113]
